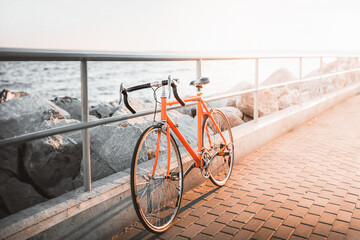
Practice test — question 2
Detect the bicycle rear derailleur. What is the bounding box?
[200,148,211,178]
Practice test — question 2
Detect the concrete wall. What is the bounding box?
[1,83,359,240]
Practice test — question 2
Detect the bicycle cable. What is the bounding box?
[152,86,161,122]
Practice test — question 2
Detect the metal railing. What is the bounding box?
[1,48,359,192]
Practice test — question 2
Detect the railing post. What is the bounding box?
[81,60,91,192]
[320,57,323,97]
[299,57,303,106]
[196,59,202,78]
[254,58,259,123]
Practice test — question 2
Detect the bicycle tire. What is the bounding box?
[202,108,234,186]
[130,125,183,233]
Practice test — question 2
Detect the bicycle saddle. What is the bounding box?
[189,77,210,87]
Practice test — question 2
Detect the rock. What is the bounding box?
[226,81,255,107]
[0,145,21,178]
[89,102,119,118]
[278,89,300,110]
[235,89,279,117]
[0,176,47,217]
[261,68,297,86]
[86,125,144,181]
[51,96,82,120]
[0,89,29,103]
[218,107,244,127]
[22,119,82,197]
[177,106,197,118]
[0,95,70,138]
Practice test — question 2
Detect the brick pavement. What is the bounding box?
[114,94,360,240]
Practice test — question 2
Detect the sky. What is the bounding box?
[0,0,360,53]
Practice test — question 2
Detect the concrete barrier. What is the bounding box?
[1,83,359,240]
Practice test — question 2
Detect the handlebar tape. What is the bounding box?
[171,82,185,106]
[122,80,185,114]
[127,83,151,93]
[122,89,136,114]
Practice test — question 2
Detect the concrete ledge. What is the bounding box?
[1,83,359,240]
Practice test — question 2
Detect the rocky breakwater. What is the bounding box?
[220,57,360,121]
[0,90,198,219]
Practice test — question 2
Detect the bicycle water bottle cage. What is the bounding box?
[189,77,210,88]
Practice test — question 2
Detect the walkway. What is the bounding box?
[114,94,360,240]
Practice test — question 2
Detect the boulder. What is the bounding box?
[52,96,82,120]
[0,89,29,103]
[86,125,144,181]
[218,107,244,127]
[22,119,82,197]
[0,176,47,218]
[0,95,70,138]
[278,89,300,110]
[235,89,279,117]
[0,145,21,178]
[226,81,255,107]
[89,102,119,118]
[261,68,297,87]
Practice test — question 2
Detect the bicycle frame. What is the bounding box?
[153,91,228,178]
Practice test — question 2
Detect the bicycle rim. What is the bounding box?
[131,125,183,233]
[202,109,234,186]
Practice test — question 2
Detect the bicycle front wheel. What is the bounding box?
[131,125,183,233]
[202,109,234,186]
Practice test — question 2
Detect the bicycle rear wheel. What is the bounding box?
[202,109,234,186]
[131,125,183,233]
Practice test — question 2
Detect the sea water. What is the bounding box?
[0,59,325,105]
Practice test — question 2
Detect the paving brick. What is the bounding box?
[336,210,352,223]
[252,227,275,239]
[242,218,264,232]
[194,213,217,227]
[308,205,325,216]
[282,215,302,228]
[281,199,298,210]
[232,229,254,240]
[254,209,273,221]
[220,225,239,235]
[188,206,210,218]
[262,217,283,231]
[208,204,228,216]
[349,218,360,230]
[292,223,313,239]
[318,212,337,225]
[228,203,247,214]
[191,233,213,240]
[174,215,198,228]
[273,207,292,220]
[273,225,295,239]
[290,206,308,218]
[158,225,184,240]
[308,234,327,240]
[301,213,320,227]
[264,200,282,212]
[312,222,332,237]
[227,220,245,229]
[215,211,236,225]
[233,211,255,223]
[179,224,204,239]
[245,203,264,214]
[327,231,346,240]
[331,220,349,235]
[200,221,224,236]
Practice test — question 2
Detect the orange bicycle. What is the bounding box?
[120,76,234,233]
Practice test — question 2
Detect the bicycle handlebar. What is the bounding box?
[119,78,185,114]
